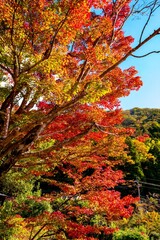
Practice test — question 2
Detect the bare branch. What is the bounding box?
[120,0,139,30]
[131,50,160,58]
[68,60,88,95]
[15,86,32,114]
[0,84,23,111]
[0,63,13,77]
[99,27,160,79]
[2,105,11,139]
[133,1,160,14]
[29,224,48,240]
[95,123,118,135]
[139,0,158,43]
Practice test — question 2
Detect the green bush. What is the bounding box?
[113,229,149,240]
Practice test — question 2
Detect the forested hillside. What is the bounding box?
[121,108,160,196]
[112,108,160,240]
[123,108,160,137]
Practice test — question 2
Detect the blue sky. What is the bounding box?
[120,6,160,110]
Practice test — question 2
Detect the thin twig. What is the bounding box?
[99,27,160,78]
[131,50,160,58]
[139,0,158,43]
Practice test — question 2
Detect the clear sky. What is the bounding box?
[120,5,160,110]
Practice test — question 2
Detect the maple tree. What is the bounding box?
[0,0,160,239]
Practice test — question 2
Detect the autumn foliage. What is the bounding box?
[0,0,159,239]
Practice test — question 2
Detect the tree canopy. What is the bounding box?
[0,0,160,239]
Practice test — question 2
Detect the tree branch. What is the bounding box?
[15,86,32,114]
[22,123,95,159]
[139,0,158,43]
[29,224,48,240]
[131,50,160,58]
[2,104,11,139]
[19,9,71,75]
[99,27,160,79]
[0,63,13,77]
